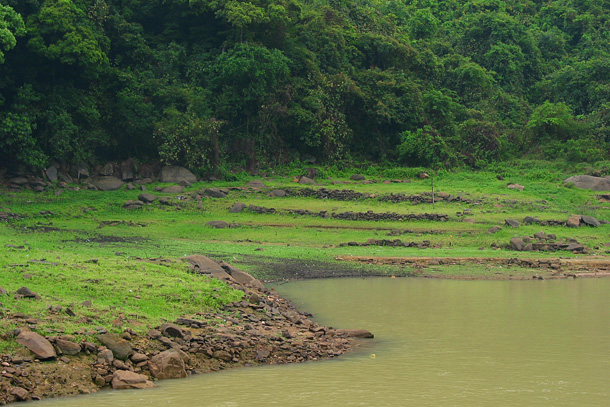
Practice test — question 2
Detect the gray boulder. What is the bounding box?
[92,176,124,191]
[45,166,58,182]
[505,219,519,228]
[510,237,525,251]
[182,255,234,282]
[112,370,154,389]
[160,166,197,184]
[581,215,601,227]
[148,349,188,380]
[206,220,230,229]
[161,185,184,194]
[98,333,133,360]
[204,188,227,198]
[246,179,266,188]
[229,202,246,213]
[298,176,315,185]
[16,331,56,359]
[350,174,365,181]
[138,193,157,203]
[564,175,610,191]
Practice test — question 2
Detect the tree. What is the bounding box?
[0,4,25,63]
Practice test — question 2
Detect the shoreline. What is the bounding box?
[0,258,365,405]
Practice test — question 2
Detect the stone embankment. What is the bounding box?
[0,257,371,405]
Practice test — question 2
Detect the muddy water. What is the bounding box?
[36,278,610,406]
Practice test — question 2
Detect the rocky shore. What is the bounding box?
[0,256,370,405]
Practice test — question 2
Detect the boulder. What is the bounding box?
[138,193,157,203]
[112,370,154,389]
[203,187,227,198]
[10,387,28,401]
[16,286,40,299]
[564,175,610,191]
[161,185,185,194]
[581,215,601,227]
[182,255,234,282]
[16,331,56,359]
[45,166,58,182]
[505,219,519,228]
[567,215,582,228]
[148,349,188,380]
[160,166,197,184]
[270,189,286,197]
[55,339,81,355]
[336,329,374,338]
[120,160,135,181]
[100,163,114,176]
[220,263,265,289]
[298,176,315,185]
[92,176,124,191]
[350,174,365,181]
[487,226,502,234]
[523,216,539,225]
[510,237,525,251]
[206,220,230,229]
[246,179,266,188]
[229,202,246,213]
[97,333,133,360]
[159,323,187,339]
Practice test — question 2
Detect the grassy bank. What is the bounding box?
[2,162,610,350]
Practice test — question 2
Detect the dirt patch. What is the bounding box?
[336,255,610,279]
[73,235,148,244]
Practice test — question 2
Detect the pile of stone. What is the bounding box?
[332,211,449,222]
[286,188,373,201]
[340,239,433,248]
[509,232,586,253]
[379,192,474,204]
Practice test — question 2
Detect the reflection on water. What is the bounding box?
[35,278,610,406]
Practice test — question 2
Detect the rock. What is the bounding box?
[92,176,124,191]
[16,331,57,359]
[567,215,582,228]
[487,226,502,234]
[100,163,114,176]
[97,334,133,360]
[160,166,197,183]
[16,286,40,299]
[336,329,374,338]
[112,370,154,389]
[298,176,315,185]
[10,387,28,401]
[182,255,234,282]
[71,163,90,179]
[0,286,7,295]
[229,202,246,213]
[567,243,585,252]
[220,263,265,289]
[55,339,81,355]
[125,183,136,190]
[148,349,188,380]
[206,220,230,229]
[350,174,365,181]
[510,237,525,251]
[120,160,135,181]
[161,185,184,194]
[581,215,601,227]
[203,187,227,198]
[160,323,186,339]
[246,179,266,188]
[270,189,286,197]
[138,193,157,203]
[98,349,114,364]
[564,175,610,191]
[533,231,547,240]
[45,166,58,182]
[505,219,519,228]
[130,353,148,363]
[523,216,539,225]
[507,183,524,191]
[212,350,232,362]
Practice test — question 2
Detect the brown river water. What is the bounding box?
[34,277,610,406]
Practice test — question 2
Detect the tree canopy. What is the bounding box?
[1,0,610,172]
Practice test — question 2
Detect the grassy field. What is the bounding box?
[1,161,610,352]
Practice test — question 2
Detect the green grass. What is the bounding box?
[2,162,610,352]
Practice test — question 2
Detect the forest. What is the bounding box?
[0,0,609,174]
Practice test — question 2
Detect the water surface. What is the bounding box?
[36,278,610,406]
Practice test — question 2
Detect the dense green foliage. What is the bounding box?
[1,0,609,172]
